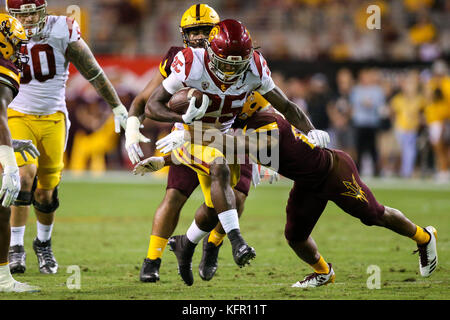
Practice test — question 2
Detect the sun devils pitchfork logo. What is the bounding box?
[341,174,368,203]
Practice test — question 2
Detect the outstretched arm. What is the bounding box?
[66,39,127,132]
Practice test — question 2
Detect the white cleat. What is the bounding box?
[0,280,40,293]
[292,263,335,288]
[415,226,438,277]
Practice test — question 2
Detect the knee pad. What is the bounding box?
[13,177,37,206]
[33,187,59,214]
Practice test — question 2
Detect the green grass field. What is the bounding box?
[2,173,449,301]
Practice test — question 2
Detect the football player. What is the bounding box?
[141,19,329,285]
[0,13,40,292]
[145,108,438,287]
[6,0,128,275]
[126,4,267,283]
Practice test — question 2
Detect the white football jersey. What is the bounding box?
[163,47,275,133]
[9,15,81,115]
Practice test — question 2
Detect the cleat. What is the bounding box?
[227,229,256,267]
[33,238,58,274]
[292,263,335,288]
[8,245,26,274]
[0,280,40,293]
[139,258,161,283]
[168,235,196,286]
[414,226,438,277]
[199,236,222,281]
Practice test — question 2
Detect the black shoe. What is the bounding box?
[227,229,256,267]
[140,258,161,282]
[32,238,58,274]
[8,245,26,274]
[168,235,196,286]
[199,236,222,281]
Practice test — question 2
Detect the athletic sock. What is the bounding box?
[10,226,25,246]
[186,220,208,244]
[311,256,330,274]
[0,264,13,284]
[36,221,53,242]
[146,235,168,260]
[208,229,226,247]
[217,209,239,234]
[411,225,431,245]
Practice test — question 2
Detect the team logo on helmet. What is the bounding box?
[208,25,220,43]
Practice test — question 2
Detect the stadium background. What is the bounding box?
[1,0,447,181]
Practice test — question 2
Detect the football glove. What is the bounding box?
[156,130,185,154]
[182,94,210,124]
[125,116,151,164]
[112,104,128,133]
[307,129,330,148]
[0,165,20,207]
[133,157,165,176]
[12,139,40,162]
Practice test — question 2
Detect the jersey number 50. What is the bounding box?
[21,44,56,84]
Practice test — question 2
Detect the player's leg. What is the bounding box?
[198,162,252,281]
[284,183,335,288]
[30,115,66,274]
[0,206,39,293]
[140,164,199,282]
[329,149,438,277]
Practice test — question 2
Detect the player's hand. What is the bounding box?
[0,165,21,207]
[125,116,151,164]
[133,157,165,176]
[182,94,210,124]
[156,130,185,154]
[112,104,128,133]
[12,139,40,162]
[307,129,330,148]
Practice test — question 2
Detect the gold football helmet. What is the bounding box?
[180,4,220,47]
[0,13,28,68]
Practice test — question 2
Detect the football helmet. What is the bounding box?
[6,0,47,38]
[180,4,220,47]
[206,19,253,84]
[0,13,28,68]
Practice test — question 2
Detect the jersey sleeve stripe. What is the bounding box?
[183,48,194,79]
[253,51,263,79]
[159,59,168,78]
[0,65,20,86]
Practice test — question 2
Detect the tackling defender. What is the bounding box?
[126,4,266,283]
[0,13,40,292]
[146,108,438,287]
[142,19,329,285]
[6,0,128,275]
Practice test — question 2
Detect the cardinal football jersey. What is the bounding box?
[162,47,275,133]
[9,15,81,115]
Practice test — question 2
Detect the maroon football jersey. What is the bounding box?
[159,46,184,79]
[0,57,20,97]
[245,112,332,188]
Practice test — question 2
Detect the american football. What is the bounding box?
[167,87,204,114]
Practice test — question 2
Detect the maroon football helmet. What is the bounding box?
[6,0,47,37]
[206,19,253,84]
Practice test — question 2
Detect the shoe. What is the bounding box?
[8,245,26,274]
[140,258,161,282]
[32,238,58,274]
[168,235,196,286]
[199,237,222,281]
[291,263,335,288]
[0,280,40,293]
[414,226,438,277]
[227,229,256,267]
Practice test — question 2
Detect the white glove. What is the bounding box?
[112,104,128,133]
[133,157,165,176]
[0,165,20,207]
[12,139,40,162]
[307,129,330,148]
[156,130,185,154]
[125,116,151,164]
[182,94,210,124]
